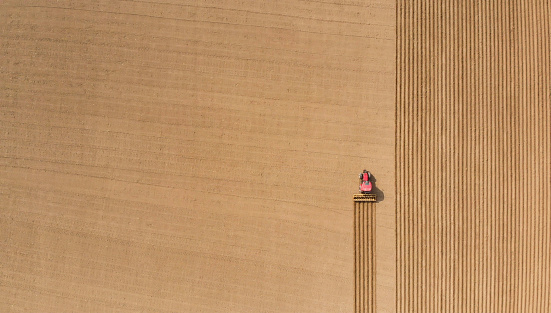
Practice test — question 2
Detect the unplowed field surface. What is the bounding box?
[0,1,395,312]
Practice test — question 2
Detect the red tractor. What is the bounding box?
[359,170,373,193]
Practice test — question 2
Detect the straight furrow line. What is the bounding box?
[397,1,550,311]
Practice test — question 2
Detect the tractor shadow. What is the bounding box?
[369,173,385,203]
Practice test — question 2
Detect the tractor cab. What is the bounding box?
[359,170,373,193]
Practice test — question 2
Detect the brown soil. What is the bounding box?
[0,1,395,312]
[6,1,549,312]
[397,1,551,312]
[354,201,376,313]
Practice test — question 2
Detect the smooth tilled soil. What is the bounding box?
[1,1,395,312]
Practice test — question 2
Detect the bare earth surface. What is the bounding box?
[7,1,550,312]
[0,1,395,312]
[397,1,551,312]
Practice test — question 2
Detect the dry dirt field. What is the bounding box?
[1,1,395,312]
[397,1,551,311]
[2,0,551,312]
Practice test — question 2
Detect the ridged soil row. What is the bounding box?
[354,201,375,313]
[397,0,551,312]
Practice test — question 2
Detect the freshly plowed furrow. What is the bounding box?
[397,1,551,311]
[354,201,375,313]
